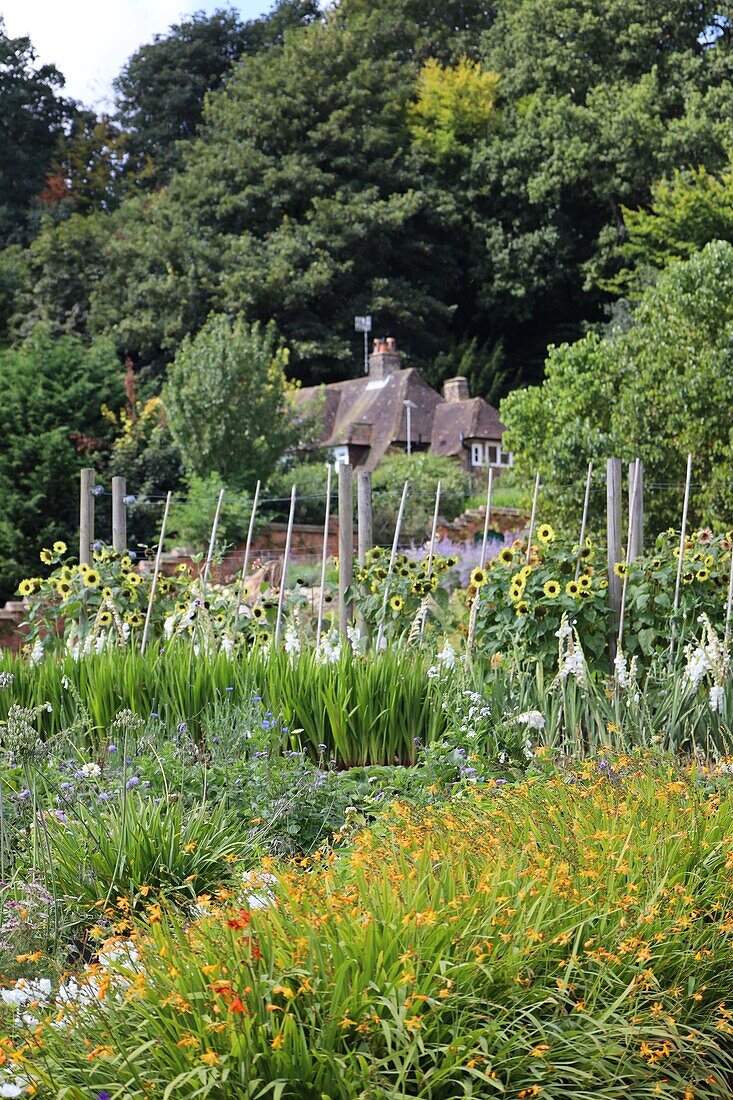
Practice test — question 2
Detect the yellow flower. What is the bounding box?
[537,524,555,544]
[613,561,627,577]
[565,581,580,598]
[79,562,90,574]
[121,555,132,569]
[83,569,101,588]
[199,1050,219,1066]
[520,565,532,579]
[55,580,71,598]
[102,587,114,599]
[53,540,67,555]
[543,580,561,598]
[98,611,113,627]
[515,600,529,616]
[510,585,524,602]
[252,605,265,621]
[470,567,488,587]
[39,549,53,565]
[125,612,144,628]
[696,568,710,582]
[17,579,35,597]
[390,595,405,612]
[270,1034,285,1051]
[578,574,592,590]
[498,548,514,565]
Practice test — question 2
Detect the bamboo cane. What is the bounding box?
[574,461,594,581]
[274,485,297,647]
[235,480,261,619]
[375,480,409,652]
[141,491,172,656]
[525,472,541,566]
[316,465,333,653]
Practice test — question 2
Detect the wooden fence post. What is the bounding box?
[356,470,372,640]
[338,463,354,634]
[606,458,623,661]
[111,476,127,553]
[79,468,96,566]
[357,471,372,565]
[628,459,644,563]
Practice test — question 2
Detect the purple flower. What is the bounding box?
[97,1091,112,1100]
[151,711,159,719]
[126,776,139,789]
[225,686,234,692]
[107,744,117,753]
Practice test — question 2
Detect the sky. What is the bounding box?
[1,0,271,111]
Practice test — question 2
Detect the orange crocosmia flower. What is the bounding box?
[226,909,251,930]
[16,952,42,964]
[199,1051,219,1067]
[86,1045,114,1060]
[271,1034,285,1050]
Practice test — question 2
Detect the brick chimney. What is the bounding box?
[443,376,469,403]
[368,337,401,380]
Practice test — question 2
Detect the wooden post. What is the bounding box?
[525,472,541,566]
[375,480,409,651]
[141,491,172,656]
[235,480,261,617]
[606,458,623,660]
[617,459,641,653]
[275,485,297,647]
[574,461,593,580]
[357,471,372,566]
[725,544,733,651]
[673,453,693,613]
[479,468,494,570]
[338,463,354,634]
[628,459,644,562]
[79,468,95,566]
[201,488,225,597]
[316,465,333,651]
[111,476,127,553]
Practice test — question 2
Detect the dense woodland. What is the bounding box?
[2,0,733,599]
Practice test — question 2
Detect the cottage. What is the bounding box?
[294,337,512,475]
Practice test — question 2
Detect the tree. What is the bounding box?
[500,240,733,532]
[163,315,298,490]
[113,2,320,187]
[0,330,123,600]
[598,157,733,297]
[371,452,469,543]
[0,17,74,246]
[408,58,500,165]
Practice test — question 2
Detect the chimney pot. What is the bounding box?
[368,336,401,379]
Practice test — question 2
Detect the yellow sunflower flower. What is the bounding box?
[17,579,35,597]
[39,549,53,565]
[83,569,101,588]
[390,595,405,612]
[612,562,627,577]
[537,524,555,544]
[565,580,580,598]
[470,567,488,587]
[543,580,561,598]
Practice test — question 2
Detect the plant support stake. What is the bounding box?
[201,488,225,599]
[376,479,409,652]
[617,458,641,653]
[574,461,593,581]
[235,480,261,616]
[525,472,541,566]
[316,464,333,652]
[421,479,442,638]
[275,484,297,647]
[141,491,172,656]
[480,467,494,570]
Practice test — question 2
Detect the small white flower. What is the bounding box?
[516,710,545,730]
[437,641,456,668]
[284,624,301,657]
[80,762,101,779]
[710,685,725,713]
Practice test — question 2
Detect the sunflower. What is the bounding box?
[121,556,132,569]
[55,580,71,598]
[252,606,266,621]
[498,548,514,565]
[98,610,113,627]
[79,562,90,575]
[510,585,524,602]
[39,549,53,565]
[17,579,35,597]
[125,612,144,628]
[515,600,529,615]
[704,554,714,568]
[578,574,592,590]
[510,572,526,590]
[579,545,593,560]
[390,595,405,612]
[682,570,694,585]
[445,556,458,568]
[258,631,272,645]
[697,568,710,582]
[470,567,488,587]
[543,580,561,598]
[366,547,383,563]
[430,572,439,590]
[102,587,114,600]
[565,580,580,598]
[53,540,67,555]
[83,569,101,588]
[126,573,143,587]
[176,602,188,614]
[537,524,555,544]
[612,562,627,577]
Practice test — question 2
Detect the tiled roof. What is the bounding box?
[294,368,506,467]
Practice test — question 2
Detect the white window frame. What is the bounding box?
[331,445,350,465]
[470,442,485,467]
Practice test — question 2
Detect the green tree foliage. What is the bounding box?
[163,315,298,491]
[371,452,469,543]
[0,330,123,600]
[500,240,733,532]
[113,2,320,187]
[600,157,733,297]
[166,472,253,551]
[0,17,74,246]
[408,58,500,165]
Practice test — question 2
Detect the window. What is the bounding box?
[499,448,514,467]
[331,445,350,465]
[471,443,485,467]
[487,444,499,466]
